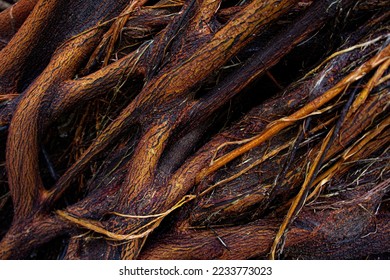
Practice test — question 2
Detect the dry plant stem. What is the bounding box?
[322,92,390,162]
[0,39,150,127]
[139,177,390,259]
[111,195,195,220]
[185,0,355,129]
[188,44,390,225]
[57,210,155,241]
[140,216,390,260]
[268,119,311,200]
[280,91,390,200]
[196,43,390,183]
[192,0,221,28]
[0,0,38,50]
[270,72,389,258]
[121,7,176,40]
[117,118,195,259]
[0,94,18,102]
[270,127,336,259]
[1,0,388,261]
[166,30,390,225]
[0,214,71,260]
[2,26,348,241]
[308,115,390,201]
[47,0,298,206]
[201,143,292,195]
[189,94,389,226]
[120,120,173,197]
[49,41,150,122]
[0,0,59,92]
[5,0,132,217]
[113,119,345,256]
[0,0,349,126]
[197,117,331,205]
[60,119,330,257]
[179,0,221,40]
[57,195,195,241]
[151,213,390,260]
[92,0,149,67]
[285,178,390,259]
[6,30,101,219]
[305,35,389,78]
[142,0,198,79]
[184,7,389,142]
[349,58,390,115]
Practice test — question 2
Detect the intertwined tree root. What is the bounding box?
[0,0,389,259]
